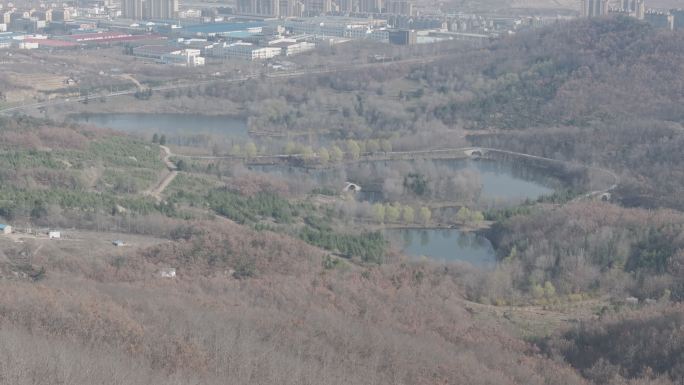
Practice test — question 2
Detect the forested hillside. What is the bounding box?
[1,15,684,385]
[481,202,684,302]
[426,17,684,129]
[0,219,588,385]
[444,18,684,210]
[0,116,167,230]
[191,17,684,209]
[544,305,684,385]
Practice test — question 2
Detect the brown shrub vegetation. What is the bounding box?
[0,220,587,385]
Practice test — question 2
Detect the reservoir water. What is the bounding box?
[250,158,555,204]
[73,113,550,266]
[385,228,496,267]
[72,113,249,143]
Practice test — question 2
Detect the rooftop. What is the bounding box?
[181,22,265,35]
[269,41,302,48]
[286,16,386,26]
[25,38,78,47]
[133,44,178,54]
[64,31,132,41]
[57,32,164,44]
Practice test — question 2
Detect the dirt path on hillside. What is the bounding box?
[144,145,177,201]
[116,74,143,90]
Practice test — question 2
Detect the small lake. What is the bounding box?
[431,158,555,203]
[385,228,496,267]
[71,113,249,143]
[250,158,555,204]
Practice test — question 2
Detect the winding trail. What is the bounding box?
[144,145,177,201]
[115,74,143,90]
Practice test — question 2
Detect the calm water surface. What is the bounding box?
[72,113,248,138]
[250,158,555,203]
[385,228,496,267]
[432,158,554,202]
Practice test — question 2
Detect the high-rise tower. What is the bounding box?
[581,0,608,17]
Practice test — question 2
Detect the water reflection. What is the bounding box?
[72,113,249,143]
[386,228,496,267]
[250,157,555,204]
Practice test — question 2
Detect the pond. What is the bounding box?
[71,113,249,145]
[249,158,555,204]
[430,158,555,203]
[385,228,496,267]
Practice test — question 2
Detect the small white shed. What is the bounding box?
[159,268,176,278]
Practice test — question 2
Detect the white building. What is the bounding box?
[17,41,39,49]
[161,49,205,67]
[133,45,206,67]
[268,38,315,56]
[211,41,281,60]
[283,17,389,42]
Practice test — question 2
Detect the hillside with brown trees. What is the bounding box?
[543,305,684,385]
[0,220,587,385]
[1,15,684,385]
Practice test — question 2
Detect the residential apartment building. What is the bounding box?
[336,0,354,13]
[358,0,382,13]
[386,0,413,16]
[304,0,332,15]
[620,0,645,19]
[121,0,144,19]
[581,0,608,17]
[236,0,280,17]
[122,0,178,20]
[147,0,178,19]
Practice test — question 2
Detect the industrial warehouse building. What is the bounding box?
[133,44,205,66]
[210,41,281,60]
[267,38,315,56]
